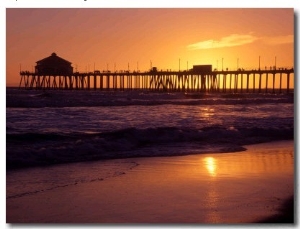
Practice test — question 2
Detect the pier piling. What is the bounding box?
[19,68,294,93]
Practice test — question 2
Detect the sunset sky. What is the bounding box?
[6,8,294,86]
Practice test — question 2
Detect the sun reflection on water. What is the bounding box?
[203,157,217,177]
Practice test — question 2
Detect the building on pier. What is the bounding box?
[192,65,212,74]
[35,52,73,75]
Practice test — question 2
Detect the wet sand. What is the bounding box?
[6,140,294,224]
[256,195,294,223]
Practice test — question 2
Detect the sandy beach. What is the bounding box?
[6,140,294,224]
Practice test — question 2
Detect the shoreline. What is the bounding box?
[7,140,294,223]
[7,139,293,172]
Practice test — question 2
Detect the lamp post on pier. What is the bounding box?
[222,58,224,71]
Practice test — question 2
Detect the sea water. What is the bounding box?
[6,88,294,169]
[6,88,294,203]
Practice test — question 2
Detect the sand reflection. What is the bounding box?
[203,157,221,222]
[206,188,221,223]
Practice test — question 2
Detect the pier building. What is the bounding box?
[35,53,73,76]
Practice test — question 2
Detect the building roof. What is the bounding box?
[36,52,72,65]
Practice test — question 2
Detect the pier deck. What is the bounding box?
[19,68,294,93]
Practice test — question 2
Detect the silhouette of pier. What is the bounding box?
[18,53,294,93]
[19,68,294,93]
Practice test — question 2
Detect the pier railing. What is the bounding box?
[19,68,294,93]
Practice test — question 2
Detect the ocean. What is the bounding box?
[6,87,294,170]
[6,88,294,207]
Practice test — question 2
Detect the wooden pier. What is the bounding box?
[19,68,294,93]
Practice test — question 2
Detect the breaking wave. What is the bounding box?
[6,125,293,170]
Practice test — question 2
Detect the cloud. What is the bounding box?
[261,35,293,45]
[187,34,293,50]
[187,34,257,50]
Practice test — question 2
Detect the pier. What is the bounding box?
[19,68,294,93]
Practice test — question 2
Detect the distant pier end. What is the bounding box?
[19,53,294,93]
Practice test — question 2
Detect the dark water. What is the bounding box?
[6,87,294,170]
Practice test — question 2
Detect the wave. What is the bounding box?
[6,125,294,170]
[6,89,294,108]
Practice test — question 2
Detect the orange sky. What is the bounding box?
[6,8,294,86]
